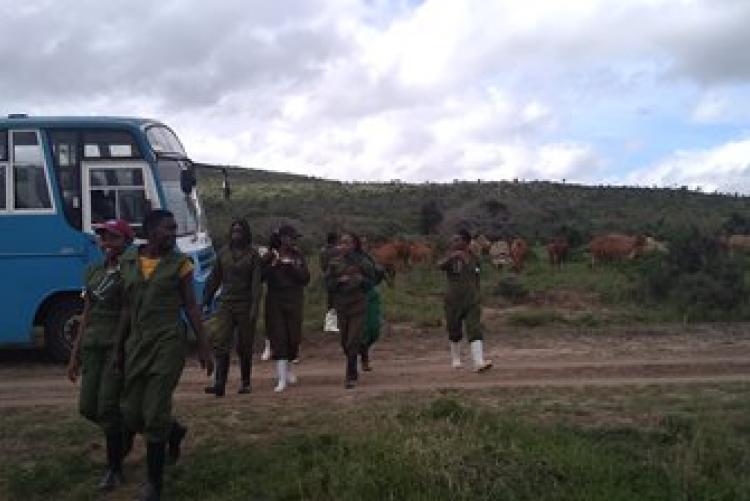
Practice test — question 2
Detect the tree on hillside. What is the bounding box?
[420,200,443,235]
[722,212,750,235]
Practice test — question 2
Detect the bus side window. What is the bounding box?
[0,131,7,210]
[13,131,52,210]
[50,131,82,230]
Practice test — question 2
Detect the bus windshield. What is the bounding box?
[147,125,186,157]
[156,159,205,236]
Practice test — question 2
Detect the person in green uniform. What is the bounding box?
[203,219,262,396]
[114,209,213,501]
[67,219,133,491]
[326,233,376,389]
[437,229,492,372]
[262,225,310,393]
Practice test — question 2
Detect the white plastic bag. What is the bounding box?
[324,309,340,333]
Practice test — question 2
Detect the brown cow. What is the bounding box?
[725,234,750,256]
[488,239,511,269]
[546,237,569,270]
[409,241,434,265]
[510,238,529,272]
[589,234,646,266]
[370,241,402,285]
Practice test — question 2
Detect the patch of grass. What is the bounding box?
[4,387,750,500]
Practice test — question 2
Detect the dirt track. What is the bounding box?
[2,323,750,409]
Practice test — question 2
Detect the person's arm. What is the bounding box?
[249,254,263,324]
[66,294,91,383]
[112,297,131,376]
[290,253,311,286]
[179,273,214,376]
[203,255,222,308]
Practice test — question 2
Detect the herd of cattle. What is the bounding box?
[366,232,750,283]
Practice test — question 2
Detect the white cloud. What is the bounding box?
[628,137,750,192]
[2,0,750,185]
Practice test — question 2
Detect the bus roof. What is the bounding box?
[0,115,163,129]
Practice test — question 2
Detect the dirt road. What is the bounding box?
[2,323,750,409]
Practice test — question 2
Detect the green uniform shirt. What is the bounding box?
[442,252,481,302]
[81,262,123,348]
[212,244,262,303]
[326,251,377,307]
[120,246,189,381]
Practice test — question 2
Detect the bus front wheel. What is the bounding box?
[44,297,83,363]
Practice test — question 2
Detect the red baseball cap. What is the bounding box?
[94,219,135,241]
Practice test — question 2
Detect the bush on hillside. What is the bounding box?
[632,227,748,320]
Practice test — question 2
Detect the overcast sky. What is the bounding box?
[2,0,750,191]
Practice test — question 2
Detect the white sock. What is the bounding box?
[274,359,288,392]
[450,342,462,368]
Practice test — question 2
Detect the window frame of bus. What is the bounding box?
[9,130,55,214]
[80,129,151,233]
[0,130,7,210]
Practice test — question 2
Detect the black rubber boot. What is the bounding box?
[345,353,358,389]
[97,431,124,491]
[122,429,135,459]
[167,420,187,466]
[141,441,165,501]
[361,349,372,372]
[215,354,230,397]
[238,356,252,394]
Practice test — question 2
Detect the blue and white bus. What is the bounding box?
[0,115,216,361]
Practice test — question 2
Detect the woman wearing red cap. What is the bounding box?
[67,219,134,492]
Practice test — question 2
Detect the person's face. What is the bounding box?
[151,216,177,252]
[361,236,369,252]
[339,235,355,255]
[280,233,296,249]
[230,223,245,244]
[450,234,465,251]
[98,231,128,258]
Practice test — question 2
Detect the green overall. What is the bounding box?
[441,253,483,343]
[119,247,189,442]
[79,263,124,434]
[327,251,376,357]
[362,287,382,350]
[209,245,261,358]
[263,251,310,361]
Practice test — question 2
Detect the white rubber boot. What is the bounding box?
[287,363,298,385]
[450,342,462,369]
[470,340,492,372]
[261,339,271,361]
[274,359,288,393]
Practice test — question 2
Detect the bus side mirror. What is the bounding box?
[180,168,197,195]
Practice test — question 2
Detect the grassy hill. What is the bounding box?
[196,166,750,250]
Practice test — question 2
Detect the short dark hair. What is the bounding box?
[142,209,174,237]
[457,229,472,243]
[326,232,338,245]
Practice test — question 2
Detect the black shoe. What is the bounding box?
[97,469,123,491]
[144,441,165,500]
[139,481,160,501]
[238,384,251,394]
[345,379,356,389]
[167,422,187,466]
[122,430,135,459]
[239,356,252,394]
[204,385,217,395]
